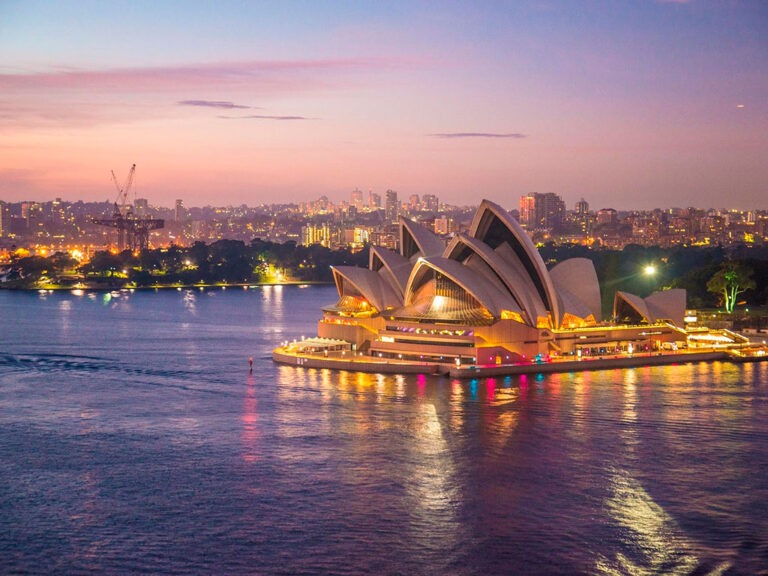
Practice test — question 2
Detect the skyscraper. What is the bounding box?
[422,194,439,213]
[175,199,186,222]
[350,189,363,208]
[519,193,566,230]
[385,190,399,223]
[519,195,537,228]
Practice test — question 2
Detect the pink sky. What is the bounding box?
[1,1,766,210]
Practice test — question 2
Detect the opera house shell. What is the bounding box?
[317,200,688,365]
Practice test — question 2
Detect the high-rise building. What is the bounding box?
[575,198,589,216]
[434,216,451,235]
[519,195,537,228]
[0,201,5,237]
[422,194,439,213]
[301,223,332,247]
[519,193,565,230]
[408,194,420,211]
[134,198,149,216]
[385,190,399,223]
[368,191,381,210]
[351,189,363,208]
[175,199,186,222]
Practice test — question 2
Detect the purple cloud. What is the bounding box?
[178,100,251,109]
[1,58,393,93]
[430,132,527,139]
[1,59,383,127]
[219,114,312,121]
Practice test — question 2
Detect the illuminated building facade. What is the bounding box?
[519,192,566,230]
[307,200,691,366]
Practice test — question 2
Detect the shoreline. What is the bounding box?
[273,347,766,378]
[0,280,332,292]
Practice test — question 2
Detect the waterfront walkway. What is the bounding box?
[272,346,767,378]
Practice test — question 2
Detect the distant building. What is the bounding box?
[519,192,566,230]
[757,216,768,241]
[596,208,618,226]
[368,191,381,210]
[422,194,439,213]
[175,199,186,222]
[434,216,451,235]
[301,223,332,247]
[134,198,149,216]
[385,190,399,224]
[700,216,725,240]
[350,189,363,208]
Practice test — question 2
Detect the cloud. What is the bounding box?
[430,132,527,139]
[178,100,251,109]
[219,114,312,121]
[1,58,394,93]
[0,58,391,127]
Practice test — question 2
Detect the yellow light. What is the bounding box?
[643,265,657,276]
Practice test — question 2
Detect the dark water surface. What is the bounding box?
[1,286,767,575]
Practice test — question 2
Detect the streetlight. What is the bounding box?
[643,264,657,276]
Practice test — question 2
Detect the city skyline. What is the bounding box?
[1,1,766,209]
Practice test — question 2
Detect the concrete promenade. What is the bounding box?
[273,347,765,378]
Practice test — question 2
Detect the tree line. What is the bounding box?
[2,239,368,288]
[3,240,766,314]
[537,243,767,314]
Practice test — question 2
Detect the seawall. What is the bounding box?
[273,348,747,378]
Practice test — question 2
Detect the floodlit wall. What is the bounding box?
[475,319,545,358]
[318,317,384,348]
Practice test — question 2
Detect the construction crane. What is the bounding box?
[111,163,136,211]
[93,164,164,251]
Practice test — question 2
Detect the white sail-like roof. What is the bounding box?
[614,291,651,323]
[469,199,562,327]
[400,217,444,261]
[331,266,401,313]
[550,258,602,323]
[645,289,686,327]
[324,199,688,332]
[369,246,412,299]
[614,289,686,327]
[444,233,549,326]
[404,256,521,318]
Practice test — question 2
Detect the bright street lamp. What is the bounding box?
[643,264,657,276]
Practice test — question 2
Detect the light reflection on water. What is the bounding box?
[1,288,767,574]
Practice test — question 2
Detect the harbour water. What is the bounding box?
[1,286,767,575]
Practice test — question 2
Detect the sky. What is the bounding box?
[1,0,766,210]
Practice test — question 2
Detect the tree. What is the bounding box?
[706,262,756,314]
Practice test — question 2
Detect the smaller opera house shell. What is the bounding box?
[317,200,687,365]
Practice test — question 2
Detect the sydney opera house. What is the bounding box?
[276,200,705,372]
[273,200,768,374]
